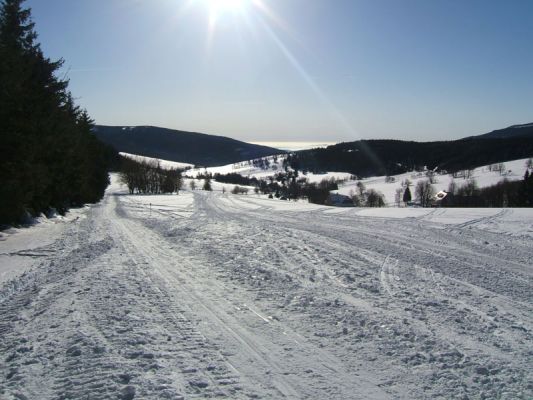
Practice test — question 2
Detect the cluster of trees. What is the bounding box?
[231,186,250,195]
[348,182,386,207]
[0,0,116,225]
[294,178,339,204]
[443,168,533,207]
[214,168,341,205]
[187,175,212,191]
[487,162,507,175]
[392,180,413,206]
[119,157,182,195]
[260,173,340,204]
[415,180,435,207]
[392,160,533,208]
[250,157,273,170]
[207,156,362,206]
[210,167,387,207]
[212,172,259,186]
[229,155,280,171]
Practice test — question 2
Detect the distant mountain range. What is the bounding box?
[471,122,533,139]
[93,125,282,167]
[93,123,533,174]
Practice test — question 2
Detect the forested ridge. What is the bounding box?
[93,125,282,167]
[287,137,533,177]
[0,0,116,226]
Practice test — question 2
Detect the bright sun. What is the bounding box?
[206,0,247,13]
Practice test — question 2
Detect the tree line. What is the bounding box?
[442,168,533,207]
[0,0,116,226]
[119,157,182,195]
[205,170,344,205]
[285,138,533,178]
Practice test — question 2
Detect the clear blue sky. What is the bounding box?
[26,0,533,142]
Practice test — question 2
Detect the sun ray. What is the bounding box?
[253,13,383,167]
[255,16,354,134]
[194,0,378,162]
[252,0,301,45]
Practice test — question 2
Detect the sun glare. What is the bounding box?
[206,0,247,13]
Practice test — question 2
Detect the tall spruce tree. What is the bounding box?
[402,186,412,204]
[0,0,113,225]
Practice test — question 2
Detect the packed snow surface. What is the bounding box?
[1,175,532,399]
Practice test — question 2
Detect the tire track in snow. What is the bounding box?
[453,208,510,229]
[114,195,388,399]
[3,185,531,400]
[185,192,532,399]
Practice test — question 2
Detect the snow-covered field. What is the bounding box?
[184,154,354,184]
[121,152,531,207]
[186,155,531,206]
[120,152,194,170]
[338,158,531,206]
[1,175,532,399]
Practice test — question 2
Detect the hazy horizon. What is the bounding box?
[27,0,533,142]
[250,141,335,151]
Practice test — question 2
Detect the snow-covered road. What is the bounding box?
[1,182,532,399]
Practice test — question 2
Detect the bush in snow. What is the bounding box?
[365,189,385,207]
[232,186,249,195]
[415,180,435,207]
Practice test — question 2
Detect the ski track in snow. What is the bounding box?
[1,185,532,399]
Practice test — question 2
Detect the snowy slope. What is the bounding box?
[120,152,194,170]
[184,154,354,183]
[0,175,531,399]
[185,154,285,177]
[186,156,531,205]
[126,152,531,206]
[336,158,532,205]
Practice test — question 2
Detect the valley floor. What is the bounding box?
[1,179,532,399]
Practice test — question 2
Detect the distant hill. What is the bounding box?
[472,123,533,139]
[93,125,282,167]
[286,124,533,177]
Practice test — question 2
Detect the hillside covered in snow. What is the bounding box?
[1,175,531,399]
[131,152,532,207]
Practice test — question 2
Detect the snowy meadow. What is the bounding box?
[1,173,532,399]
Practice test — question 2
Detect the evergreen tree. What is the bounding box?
[0,0,113,225]
[1,0,44,222]
[402,186,412,204]
[203,177,212,191]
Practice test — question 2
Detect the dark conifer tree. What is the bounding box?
[203,176,212,191]
[0,0,113,225]
[0,0,43,222]
[402,186,412,204]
